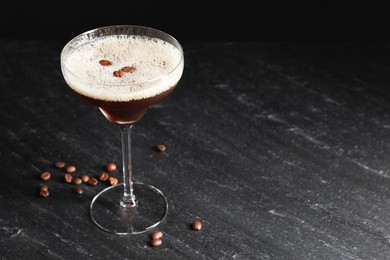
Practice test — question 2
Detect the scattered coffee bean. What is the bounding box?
[40,171,51,181]
[121,66,136,73]
[81,175,89,183]
[66,165,76,173]
[150,238,162,247]
[72,177,82,185]
[99,172,109,181]
[39,184,49,192]
[150,231,163,240]
[73,187,83,195]
[106,162,117,172]
[99,59,112,66]
[156,144,166,152]
[39,190,50,198]
[64,173,73,183]
[113,70,124,77]
[54,161,65,169]
[109,176,118,186]
[192,220,202,231]
[88,177,99,186]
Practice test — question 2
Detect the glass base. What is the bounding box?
[90,182,168,235]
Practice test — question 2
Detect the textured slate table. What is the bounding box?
[1,39,390,260]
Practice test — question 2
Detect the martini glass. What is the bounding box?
[60,25,184,235]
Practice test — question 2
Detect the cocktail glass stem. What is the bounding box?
[120,124,137,208]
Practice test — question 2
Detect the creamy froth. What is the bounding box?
[62,35,183,102]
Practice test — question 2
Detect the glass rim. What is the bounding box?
[60,24,184,87]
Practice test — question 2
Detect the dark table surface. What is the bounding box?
[1,39,390,260]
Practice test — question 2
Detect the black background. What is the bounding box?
[1,1,389,41]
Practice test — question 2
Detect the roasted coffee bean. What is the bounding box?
[81,175,89,183]
[66,165,76,173]
[108,176,118,186]
[192,220,202,231]
[40,171,51,181]
[150,231,163,240]
[73,187,83,195]
[109,176,118,186]
[54,161,65,169]
[150,239,162,247]
[99,59,112,66]
[113,70,124,77]
[72,177,82,185]
[156,144,166,152]
[39,185,49,192]
[88,177,98,186]
[106,162,117,172]
[64,173,73,183]
[99,172,109,181]
[121,66,136,73]
[39,190,50,198]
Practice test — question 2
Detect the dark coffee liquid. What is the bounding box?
[72,84,177,124]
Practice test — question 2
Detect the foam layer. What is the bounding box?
[62,35,183,101]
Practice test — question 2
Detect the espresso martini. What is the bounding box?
[60,25,184,235]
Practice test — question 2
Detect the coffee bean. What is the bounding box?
[99,172,109,181]
[109,176,118,186]
[64,173,73,183]
[99,59,112,66]
[88,177,98,186]
[121,66,136,73]
[113,70,124,77]
[106,162,117,172]
[40,171,51,181]
[73,187,83,195]
[72,177,82,185]
[81,175,89,183]
[150,239,162,247]
[54,161,65,169]
[156,144,166,152]
[39,190,50,198]
[192,220,202,231]
[39,185,49,192]
[66,165,76,173]
[150,231,163,240]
